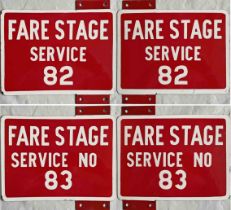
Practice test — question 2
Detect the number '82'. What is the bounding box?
[43,66,74,86]
[158,65,188,86]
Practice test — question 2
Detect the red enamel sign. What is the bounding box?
[1,116,115,201]
[1,10,115,94]
[118,116,229,200]
[118,11,228,94]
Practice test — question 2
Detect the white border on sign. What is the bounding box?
[117,115,230,200]
[1,115,116,201]
[117,10,230,94]
[1,10,116,95]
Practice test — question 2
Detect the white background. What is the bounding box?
[0,105,230,210]
[0,0,229,104]
[0,0,230,209]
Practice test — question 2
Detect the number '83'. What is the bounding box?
[159,169,187,190]
[45,170,72,190]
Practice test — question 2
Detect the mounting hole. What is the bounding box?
[148,2,153,7]
[103,97,108,102]
[103,1,108,7]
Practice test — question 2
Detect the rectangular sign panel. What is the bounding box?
[118,11,228,94]
[1,10,115,94]
[1,116,115,201]
[118,116,229,200]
